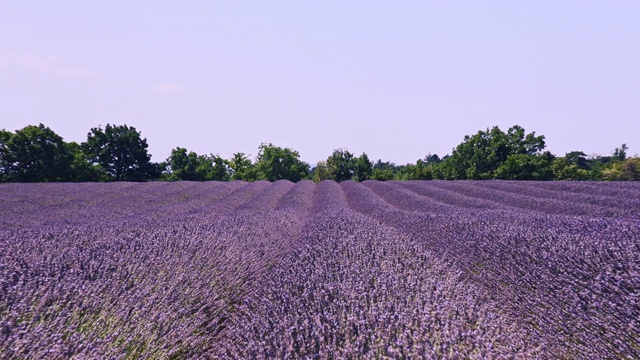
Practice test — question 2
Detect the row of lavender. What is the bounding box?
[346,181,640,358]
[1,180,639,358]
[2,180,639,228]
[1,181,309,358]
[216,181,541,358]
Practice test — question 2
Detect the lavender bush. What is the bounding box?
[1,180,638,359]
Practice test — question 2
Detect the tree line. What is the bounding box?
[1,123,638,183]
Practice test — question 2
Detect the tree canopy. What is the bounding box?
[443,125,547,180]
[227,152,258,181]
[163,147,212,181]
[326,149,355,182]
[353,153,373,182]
[323,149,374,182]
[0,124,73,182]
[0,122,637,183]
[255,143,309,182]
[82,124,156,181]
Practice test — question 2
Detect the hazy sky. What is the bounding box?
[1,0,639,164]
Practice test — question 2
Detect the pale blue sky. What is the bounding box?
[1,0,639,164]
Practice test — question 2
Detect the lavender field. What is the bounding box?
[1,180,639,359]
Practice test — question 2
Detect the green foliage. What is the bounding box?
[603,158,640,181]
[311,161,332,183]
[163,147,194,181]
[0,124,73,182]
[613,144,628,162]
[548,145,634,181]
[395,154,445,180]
[371,160,397,181]
[402,161,431,180]
[163,147,211,181]
[2,122,637,182]
[551,157,591,180]
[227,152,258,181]
[325,149,373,182]
[393,164,414,181]
[82,124,156,181]
[444,125,546,179]
[162,148,230,181]
[564,151,590,170]
[0,129,13,182]
[211,155,230,181]
[255,143,309,182]
[371,168,394,181]
[494,152,555,180]
[66,142,106,182]
[326,149,355,182]
[424,153,442,165]
[585,158,609,180]
[353,153,373,182]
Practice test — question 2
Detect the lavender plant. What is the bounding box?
[1,180,638,359]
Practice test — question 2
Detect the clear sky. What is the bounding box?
[1,0,639,165]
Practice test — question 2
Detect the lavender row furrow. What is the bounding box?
[398,180,500,210]
[154,181,248,221]
[526,180,640,199]
[456,213,640,358]
[362,181,458,214]
[471,180,640,217]
[215,209,540,358]
[235,180,295,213]
[190,181,271,216]
[0,183,137,228]
[427,180,622,218]
[274,180,316,218]
[311,180,349,214]
[1,180,638,358]
[1,193,308,358]
[342,181,640,358]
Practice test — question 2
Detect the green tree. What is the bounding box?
[255,143,309,182]
[227,152,258,181]
[495,152,555,180]
[444,125,546,179]
[371,168,394,181]
[613,144,628,162]
[82,124,156,181]
[164,147,193,181]
[211,155,231,181]
[603,157,640,181]
[162,148,230,181]
[311,161,332,182]
[584,145,632,180]
[404,161,432,180]
[397,154,444,180]
[326,148,355,182]
[0,129,13,182]
[163,147,213,181]
[551,156,591,180]
[371,159,396,181]
[424,153,442,165]
[564,151,590,170]
[394,164,415,180]
[66,141,105,182]
[0,124,73,182]
[353,153,373,182]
